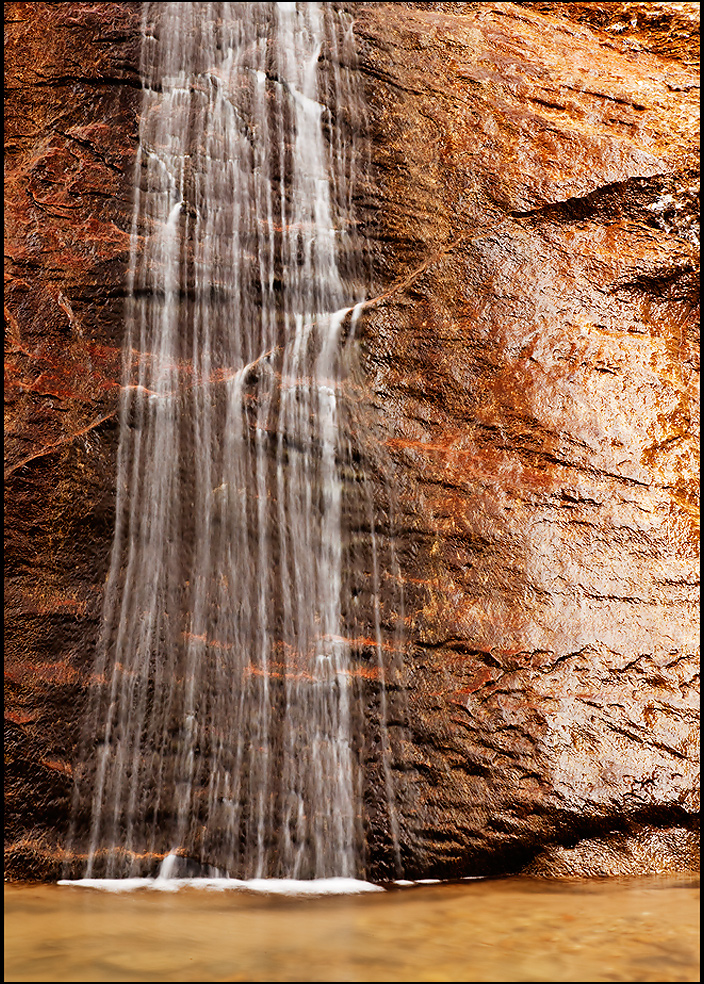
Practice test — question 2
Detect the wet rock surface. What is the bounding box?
[4,1,700,880]
[4,0,142,879]
[352,0,699,876]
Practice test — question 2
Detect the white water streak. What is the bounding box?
[71,1,404,882]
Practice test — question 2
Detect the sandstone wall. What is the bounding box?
[353,0,699,876]
[5,1,142,878]
[4,1,699,879]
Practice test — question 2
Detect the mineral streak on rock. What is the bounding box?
[4,2,700,880]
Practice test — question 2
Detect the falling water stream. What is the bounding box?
[69,1,404,882]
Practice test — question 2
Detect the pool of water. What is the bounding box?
[4,875,699,982]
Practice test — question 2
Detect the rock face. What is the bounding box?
[4,1,142,879]
[4,1,699,879]
[352,0,700,877]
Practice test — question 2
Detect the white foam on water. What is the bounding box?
[391,877,483,887]
[58,877,384,896]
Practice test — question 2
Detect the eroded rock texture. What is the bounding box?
[4,1,142,879]
[4,1,699,879]
[352,0,699,876]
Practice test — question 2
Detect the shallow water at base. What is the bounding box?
[4,875,699,982]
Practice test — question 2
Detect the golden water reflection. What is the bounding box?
[4,875,699,982]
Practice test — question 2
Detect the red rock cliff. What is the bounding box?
[352,0,699,876]
[5,1,142,878]
[4,1,699,879]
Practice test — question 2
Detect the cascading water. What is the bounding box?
[69,1,406,882]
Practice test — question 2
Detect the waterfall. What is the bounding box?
[69,1,405,881]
